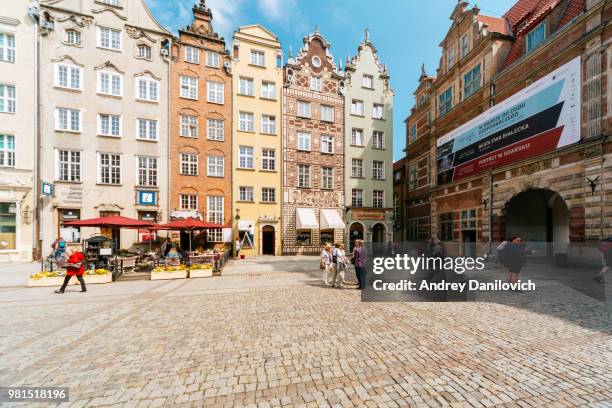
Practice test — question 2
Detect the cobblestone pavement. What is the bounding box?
[0,257,610,407]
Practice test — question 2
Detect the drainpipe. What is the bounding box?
[33,8,41,260]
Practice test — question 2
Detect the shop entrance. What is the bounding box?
[349,222,364,253]
[262,226,275,255]
[372,223,386,243]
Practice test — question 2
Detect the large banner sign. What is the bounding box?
[437,57,581,185]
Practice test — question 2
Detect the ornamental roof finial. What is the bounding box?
[365,28,370,42]
[315,25,320,34]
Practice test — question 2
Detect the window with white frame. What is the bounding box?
[310,76,322,92]
[351,99,364,115]
[460,209,477,230]
[97,71,122,96]
[137,44,151,59]
[207,81,224,103]
[98,153,121,184]
[297,101,311,118]
[98,27,121,51]
[207,195,224,224]
[373,190,384,208]
[180,194,198,210]
[351,158,363,178]
[373,131,384,149]
[321,167,333,189]
[297,164,310,188]
[180,115,198,137]
[0,32,16,62]
[206,51,220,67]
[208,228,223,242]
[351,189,363,207]
[439,87,452,117]
[137,156,158,186]
[180,153,198,175]
[238,146,254,169]
[207,119,224,140]
[136,118,158,141]
[180,75,198,99]
[0,84,16,113]
[66,30,81,46]
[0,134,15,167]
[362,74,373,89]
[261,115,276,134]
[238,112,254,132]
[184,46,200,64]
[409,124,417,143]
[372,160,384,180]
[56,149,80,181]
[351,128,364,146]
[321,105,334,122]
[526,22,546,54]
[136,77,159,101]
[238,77,254,96]
[321,135,334,154]
[297,132,311,151]
[463,64,481,99]
[250,50,265,67]
[55,108,81,132]
[239,186,254,202]
[261,81,276,99]
[207,155,224,177]
[261,148,276,171]
[372,103,384,119]
[98,114,121,137]
[261,187,276,203]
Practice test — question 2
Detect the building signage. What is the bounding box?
[138,191,156,206]
[41,182,54,197]
[436,57,581,184]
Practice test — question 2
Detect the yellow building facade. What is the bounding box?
[231,26,283,256]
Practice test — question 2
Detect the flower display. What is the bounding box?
[86,269,111,275]
[30,271,60,280]
[189,263,213,270]
[152,265,187,273]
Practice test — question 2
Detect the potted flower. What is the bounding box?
[28,271,63,287]
[84,268,112,284]
[189,263,213,278]
[151,264,188,280]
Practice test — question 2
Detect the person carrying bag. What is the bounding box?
[55,247,87,294]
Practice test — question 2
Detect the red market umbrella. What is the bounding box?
[152,218,223,251]
[64,215,153,228]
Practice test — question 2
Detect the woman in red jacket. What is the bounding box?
[55,247,87,293]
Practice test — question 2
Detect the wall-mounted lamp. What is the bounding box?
[587,176,600,196]
[482,199,488,211]
[235,208,241,221]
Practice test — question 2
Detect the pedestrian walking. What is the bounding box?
[54,247,86,294]
[320,243,333,285]
[496,238,509,267]
[51,236,67,260]
[505,236,527,287]
[594,237,612,283]
[331,243,348,288]
[352,239,367,290]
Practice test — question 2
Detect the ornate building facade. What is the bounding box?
[282,28,345,254]
[170,0,232,249]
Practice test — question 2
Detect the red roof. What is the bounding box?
[503,0,543,26]
[476,15,510,36]
[64,215,153,228]
[393,157,407,171]
[152,218,223,230]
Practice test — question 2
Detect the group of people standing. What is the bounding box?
[320,240,367,290]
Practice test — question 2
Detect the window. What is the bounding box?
[463,64,481,99]
[351,189,363,207]
[239,77,254,96]
[207,156,224,177]
[136,118,158,141]
[137,156,158,186]
[98,27,121,51]
[208,228,223,242]
[439,87,452,116]
[351,128,364,146]
[321,135,334,154]
[351,158,363,178]
[98,114,121,137]
[261,81,276,99]
[298,164,310,188]
[58,209,81,243]
[440,213,453,241]
[250,50,265,66]
[238,112,254,132]
[56,149,81,181]
[321,167,333,189]
[310,76,322,92]
[373,190,384,208]
[207,81,224,104]
[239,186,254,202]
[407,219,418,241]
[0,202,16,249]
[373,161,385,180]
[408,163,417,190]
[261,115,276,134]
[373,131,385,149]
[362,74,373,89]
[136,78,159,102]
[180,153,198,175]
[297,231,311,245]
[137,44,151,59]
[393,192,399,222]
[297,132,311,151]
[207,119,224,141]
[97,71,122,96]
[180,194,198,210]
[526,22,546,54]
[461,35,469,58]
[180,76,198,99]
[55,108,81,132]
[586,52,602,137]
[448,47,455,68]
[394,170,402,181]
[238,146,254,169]
[261,187,276,203]
[184,46,200,64]
[180,115,198,137]
[66,30,81,45]
[0,134,15,167]
[372,104,384,119]
[98,153,121,184]
[0,84,16,113]
[409,124,417,143]
[207,196,224,224]
[261,148,276,171]
[321,105,334,122]
[206,51,220,67]
[297,101,311,118]
[0,32,16,62]
[461,209,477,230]
[351,99,364,116]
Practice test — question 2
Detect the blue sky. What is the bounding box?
[145,0,518,161]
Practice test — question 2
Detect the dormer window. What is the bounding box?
[526,22,546,54]
[447,47,455,68]
[362,74,373,89]
[461,35,469,58]
[137,44,151,59]
[66,30,81,46]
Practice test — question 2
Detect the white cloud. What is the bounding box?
[257,0,294,21]
[207,0,243,41]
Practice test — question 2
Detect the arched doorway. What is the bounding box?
[261,225,275,255]
[503,188,569,256]
[349,222,364,252]
[372,223,386,243]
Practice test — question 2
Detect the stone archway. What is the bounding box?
[348,222,364,253]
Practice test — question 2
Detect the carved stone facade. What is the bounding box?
[282,29,345,254]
